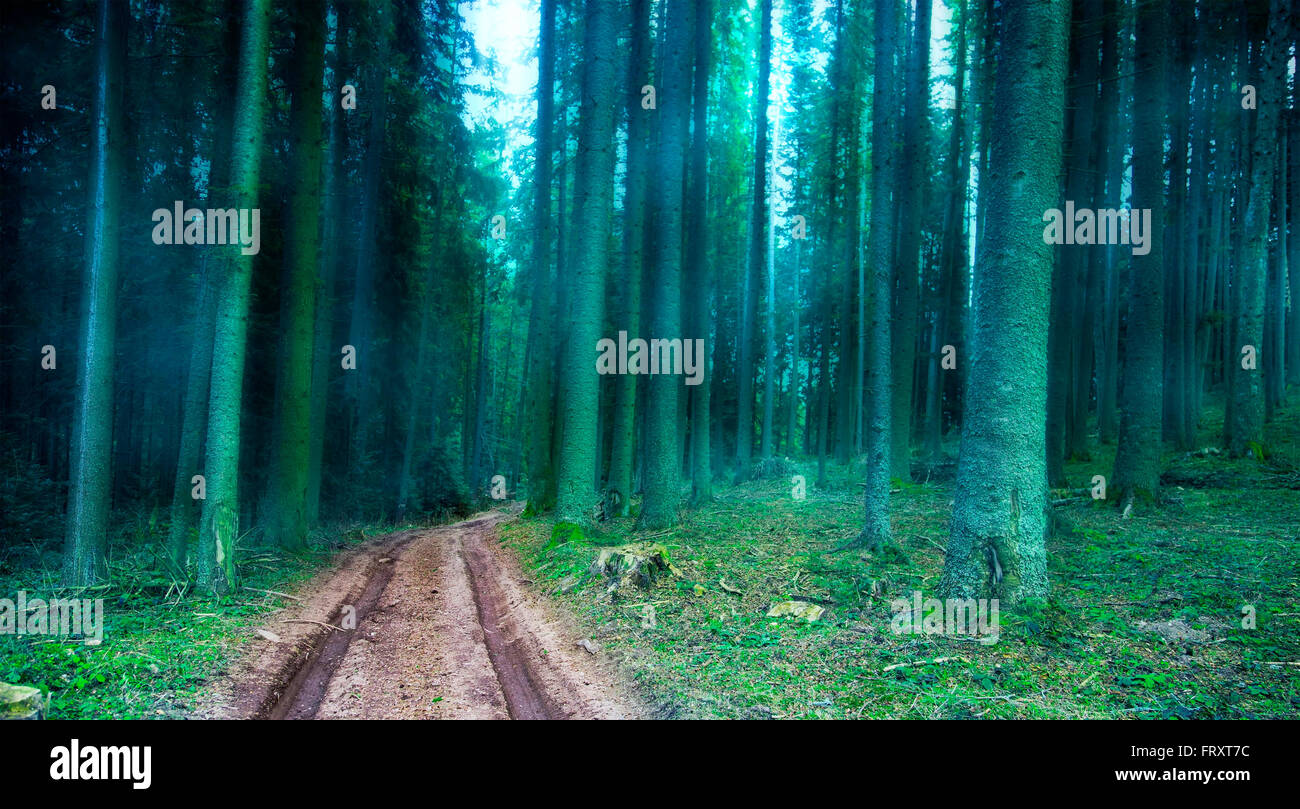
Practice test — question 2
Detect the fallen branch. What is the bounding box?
[883,656,970,673]
[278,619,341,632]
[914,535,947,555]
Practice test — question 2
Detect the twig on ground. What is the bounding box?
[883,656,970,673]
[278,618,342,632]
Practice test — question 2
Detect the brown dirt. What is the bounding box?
[203,510,644,720]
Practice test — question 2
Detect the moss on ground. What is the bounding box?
[0,523,404,719]
[502,400,1299,719]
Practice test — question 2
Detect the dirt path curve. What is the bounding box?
[205,510,643,720]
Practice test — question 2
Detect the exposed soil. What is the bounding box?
[204,510,644,720]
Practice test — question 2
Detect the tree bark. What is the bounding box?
[941,0,1069,604]
[554,0,619,525]
[64,0,127,586]
[198,0,273,593]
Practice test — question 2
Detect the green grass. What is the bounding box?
[0,523,395,719]
[501,400,1300,719]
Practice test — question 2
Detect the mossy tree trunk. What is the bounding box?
[940,0,1069,604]
[198,0,272,594]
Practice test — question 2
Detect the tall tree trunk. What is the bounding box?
[930,0,970,462]
[735,0,772,483]
[1161,1,1193,450]
[607,0,649,516]
[64,0,126,586]
[470,277,490,500]
[761,89,779,460]
[688,0,713,502]
[167,258,215,571]
[266,0,326,549]
[307,0,351,525]
[524,0,558,514]
[1067,0,1101,463]
[834,0,863,467]
[554,0,619,525]
[1113,0,1169,504]
[859,0,900,551]
[639,0,694,528]
[1227,0,1287,455]
[1289,23,1300,393]
[346,0,389,493]
[1095,0,1123,443]
[891,0,932,481]
[1181,19,1209,444]
[940,0,1068,604]
[1267,129,1286,414]
[198,0,273,594]
[787,239,802,455]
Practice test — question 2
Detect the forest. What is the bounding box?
[0,0,1298,722]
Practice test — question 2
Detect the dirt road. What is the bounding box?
[207,511,642,720]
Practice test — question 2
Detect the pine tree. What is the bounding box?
[265,0,326,549]
[1227,0,1289,455]
[735,0,772,483]
[64,0,127,586]
[1112,0,1168,504]
[197,0,273,594]
[859,0,900,552]
[940,0,1069,604]
[607,0,651,516]
[639,0,694,529]
[524,0,559,515]
[554,0,620,525]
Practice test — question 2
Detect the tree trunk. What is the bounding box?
[307,0,351,525]
[940,0,1068,604]
[266,0,325,549]
[688,0,713,503]
[554,0,619,525]
[607,0,649,516]
[1226,0,1287,455]
[64,0,127,586]
[167,257,215,571]
[346,0,389,493]
[1113,0,1169,504]
[859,0,900,551]
[198,0,273,594]
[735,0,771,483]
[891,0,932,482]
[639,0,694,528]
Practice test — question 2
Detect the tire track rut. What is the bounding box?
[213,511,641,720]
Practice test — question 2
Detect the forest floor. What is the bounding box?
[504,401,1300,719]
[1,509,644,719]
[4,401,1295,720]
